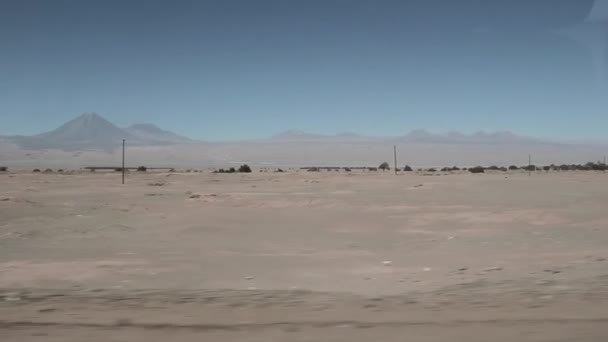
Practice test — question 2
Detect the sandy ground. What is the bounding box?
[1,170,608,341]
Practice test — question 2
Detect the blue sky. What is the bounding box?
[1,0,607,141]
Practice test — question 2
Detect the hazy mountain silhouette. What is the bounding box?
[9,113,193,151]
[269,128,543,145]
[11,113,133,150]
[125,123,192,144]
[6,112,550,153]
[397,129,542,144]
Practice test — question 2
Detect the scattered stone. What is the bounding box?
[0,198,10,201]
[382,261,392,266]
[185,191,193,195]
[483,267,503,272]
[458,267,468,272]
[413,184,423,188]
[597,257,606,262]
[245,276,254,280]
[544,269,561,274]
[115,318,133,326]
[189,194,201,199]
[38,308,57,313]
[4,295,21,302]
[447,236,456,240]
[422,267,432,272]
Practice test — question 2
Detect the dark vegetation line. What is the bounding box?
[1,161,607,174]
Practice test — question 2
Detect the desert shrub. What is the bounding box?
[427,168,437,172]
[403,165,413,172]
[344,167,351,172]
[57,169,64,172]
[499,167,507,172]
[228,167,236,173]
[543,165,551,171]
[137,166,147,172]
[368,167,378,171]
[238,164,252,173]
[379,162,390,171]
[451,166,460,171]
[308,167,320,172]
[275,168,284,173]
[440,167,450,172]
[169,169,176,172]
[523,165,537,171]
[583,162,607,171]
[508,165,519,170]
[33,169,41,173]
[462,167,468,171]
[115,168,123,172]
[43,168,53,173]
[486,165,500,170]
[0,166,7,172]
[469,166,485,173]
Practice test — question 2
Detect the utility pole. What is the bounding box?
[394,145,398,175]
[122,139,126,184]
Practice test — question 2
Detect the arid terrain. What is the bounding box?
[1,170,608,341]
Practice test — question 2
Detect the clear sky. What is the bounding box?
[1,0,607,141]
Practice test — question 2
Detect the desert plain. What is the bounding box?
[1,169,608,341]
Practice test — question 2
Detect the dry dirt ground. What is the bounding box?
[1,170,608,341]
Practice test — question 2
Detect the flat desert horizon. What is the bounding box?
[1,169,608,341]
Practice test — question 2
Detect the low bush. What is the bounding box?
[238,164,252,173]
[137,166,147,172]
[403,165,413,172]
[0,166,7,172]
[469,166,485,173]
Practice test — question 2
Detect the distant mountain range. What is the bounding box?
[1,113,606,168]
[7,113,192,150]
[269,128,542,145]
[2,113,551,151]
